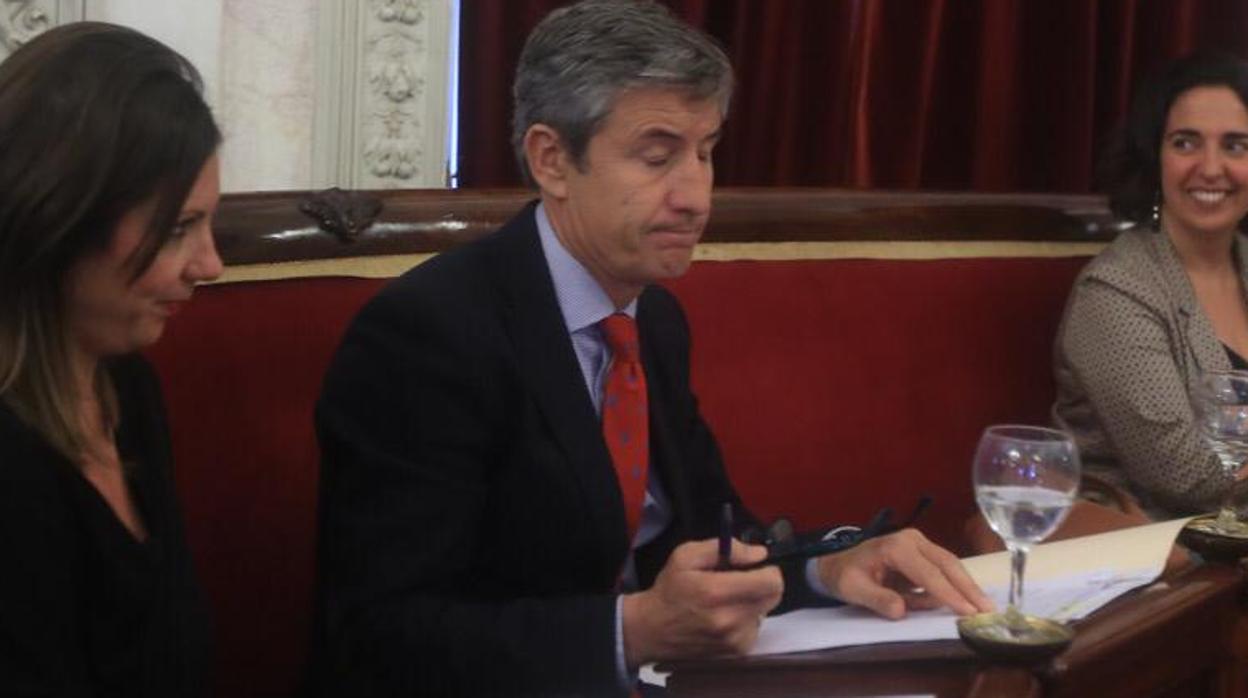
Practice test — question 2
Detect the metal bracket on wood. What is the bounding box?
[298,187,384,243]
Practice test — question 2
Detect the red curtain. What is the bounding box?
[458,0,1248,191]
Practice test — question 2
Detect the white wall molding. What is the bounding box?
[314,0,452,189]
[3,0,456,192]
[217,1,317,192]
[83,0,223,109]
[0,0,85,58]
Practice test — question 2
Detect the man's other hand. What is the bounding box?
[817,528,995,620]
[622,539,782,666]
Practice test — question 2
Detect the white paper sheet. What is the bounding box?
[749,517,1193,657]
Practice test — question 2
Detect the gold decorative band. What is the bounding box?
[212,240,1105,284]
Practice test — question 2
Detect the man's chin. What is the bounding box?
[649,255,695,281]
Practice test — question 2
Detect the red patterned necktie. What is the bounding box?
[600,313,649,540]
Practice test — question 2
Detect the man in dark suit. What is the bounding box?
[311,1,992,696]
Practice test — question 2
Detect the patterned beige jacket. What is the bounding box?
[1052,226,1248,517]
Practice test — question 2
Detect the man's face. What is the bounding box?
[545,87,722,306]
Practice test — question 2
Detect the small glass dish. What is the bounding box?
[957,612,1074,663]
[1179,514,1248,563]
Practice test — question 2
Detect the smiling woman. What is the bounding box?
[0,22,221,698]
[1160,86,1248,240]
[1053,53,1248,520]
[65,155,223,360]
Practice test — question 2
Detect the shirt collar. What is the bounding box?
[535,202,637,334]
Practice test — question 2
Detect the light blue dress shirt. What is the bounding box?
[534,204,675,572]
[534,204,672,684]
[533,204,835,685]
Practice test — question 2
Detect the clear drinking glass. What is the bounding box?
[973,425,1080,636]
[1193,370,1248,535]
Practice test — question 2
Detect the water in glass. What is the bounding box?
[976,485,1073,545]
[1195,371,1248,534]
[972,425,1080,639]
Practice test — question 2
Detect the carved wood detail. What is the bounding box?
[297,187,385,243]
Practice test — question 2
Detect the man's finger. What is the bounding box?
[728,538,769,566]
[841,570,906,619]
[697,566,784,608]
[670,539,728,569]
[903,538,993,613]
[671,538,769,570]
[900,588,942,610]
[872,534,985,616]
[917,540,995,612]
[866,538,974,616]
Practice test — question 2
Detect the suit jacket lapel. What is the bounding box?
[638,294,692,538]
[483,205,631,567]
[1152,230,1231,374]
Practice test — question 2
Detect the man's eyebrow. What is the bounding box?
[633,126,723,151]
[634,126,723,144]
[635,127,685,144]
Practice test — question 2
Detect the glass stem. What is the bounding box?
[1006,542,1030,631]
[1217,486,1238,531]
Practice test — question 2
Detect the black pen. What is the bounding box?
[858,507,894,539]
[898,494,932,530]
[735,506,893,572]
[716,502,733,571]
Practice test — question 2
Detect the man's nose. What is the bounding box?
[667,154,713,216]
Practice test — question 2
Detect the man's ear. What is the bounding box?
[523,124,571,199]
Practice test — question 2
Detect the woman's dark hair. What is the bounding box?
[0,22,221,459]
[1100,52,1248,231]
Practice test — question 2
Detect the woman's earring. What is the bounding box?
[1152,197,1161,228]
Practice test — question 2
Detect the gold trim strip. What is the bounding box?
[691,240,1106,262]
[215,254,436,283]
[213,240,1105,284]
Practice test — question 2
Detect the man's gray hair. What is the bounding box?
[511,0,733,184]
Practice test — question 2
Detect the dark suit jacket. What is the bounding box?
[311,203,816,697]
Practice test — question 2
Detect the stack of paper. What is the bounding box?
[750,517,1193,657]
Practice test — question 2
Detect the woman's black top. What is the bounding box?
[0,355,209,697]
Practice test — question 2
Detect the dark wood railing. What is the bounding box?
[214,187,1121,266]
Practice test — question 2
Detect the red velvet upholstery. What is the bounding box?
[145,254,1088,697]
[145,277,384,698]
[668,257,1089,547]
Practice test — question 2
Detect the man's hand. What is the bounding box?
[622,539,782,666]
[817,528,994,620]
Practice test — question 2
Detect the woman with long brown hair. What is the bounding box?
[0,22,222,696]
